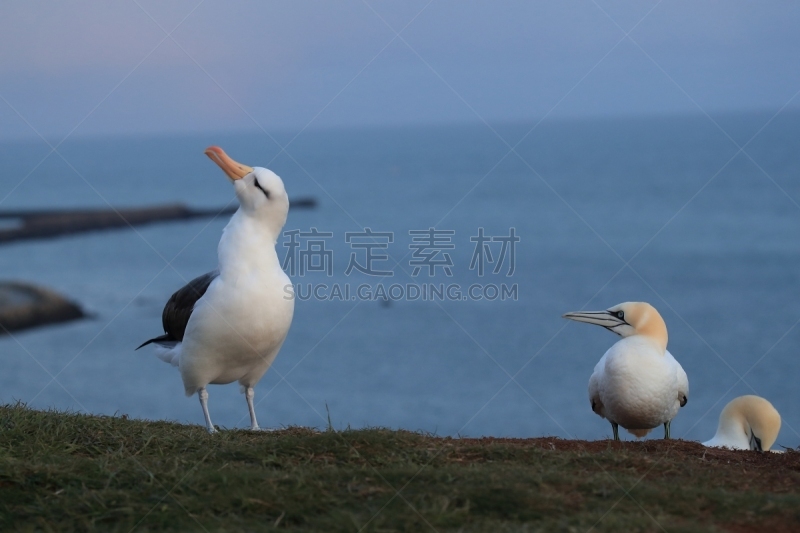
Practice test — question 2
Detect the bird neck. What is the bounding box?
[635,315,668,353]
[217,210,282,278]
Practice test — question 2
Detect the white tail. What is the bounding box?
[153,342,182,367]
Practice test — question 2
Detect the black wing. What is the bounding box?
[136,270,219,350]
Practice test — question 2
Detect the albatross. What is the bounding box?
[563,302,688,440]
[703,395,781,452]
[137,146,294,433]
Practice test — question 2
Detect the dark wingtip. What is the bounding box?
[136,334,169,351]
[135,339,153,351]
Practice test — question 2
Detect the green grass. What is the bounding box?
[1,404,799,532]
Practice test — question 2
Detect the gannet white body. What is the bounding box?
[703,395,781,452]
[564,302,688,440]
[137,146,294,433]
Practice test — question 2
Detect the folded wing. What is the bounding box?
[136,270,220,349]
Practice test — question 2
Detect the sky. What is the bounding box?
[1,0,799,140]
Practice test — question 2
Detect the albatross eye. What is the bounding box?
[253,177,270,199]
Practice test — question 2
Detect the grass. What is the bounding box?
[1,403,799,532]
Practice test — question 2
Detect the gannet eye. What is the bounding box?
[617,311,624,319]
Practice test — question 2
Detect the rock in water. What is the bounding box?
[0,282,85,334]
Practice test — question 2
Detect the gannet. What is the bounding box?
[137,146,294,433]
[563,302,688,440]
[702,395,781,452]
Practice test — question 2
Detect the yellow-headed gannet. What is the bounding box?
[137,146,294,433]
[703,395,781,452]
[563,302,688,440]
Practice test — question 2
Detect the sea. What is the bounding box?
[1,112,799,447]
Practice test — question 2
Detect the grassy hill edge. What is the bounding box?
[1,403,799,532]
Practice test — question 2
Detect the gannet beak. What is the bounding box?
[749,431,763,452]
[204,146,253,181]
[562,310,627,330]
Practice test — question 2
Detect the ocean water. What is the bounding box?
[2,112,800,447]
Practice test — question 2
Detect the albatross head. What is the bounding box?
[205,146,289,237]
[704,395,781,451]
[562,301,668,351]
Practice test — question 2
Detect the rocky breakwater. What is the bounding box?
[0,200,316,244]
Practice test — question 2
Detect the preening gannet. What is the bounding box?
[563,302,688,440]
[703,395,781,452]
[137,146,294,433]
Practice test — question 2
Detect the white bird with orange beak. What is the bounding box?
[137,147,294,433]
[703,395,781,452]
[563,302,688,440]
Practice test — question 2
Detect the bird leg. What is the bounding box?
[611,421,620,441]
[198,387,216,434]
[663,420,671,440]
[245,386,260,430]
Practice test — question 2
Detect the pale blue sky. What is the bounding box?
[1,0,799,140]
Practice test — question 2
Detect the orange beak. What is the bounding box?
[204,146,253,180]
